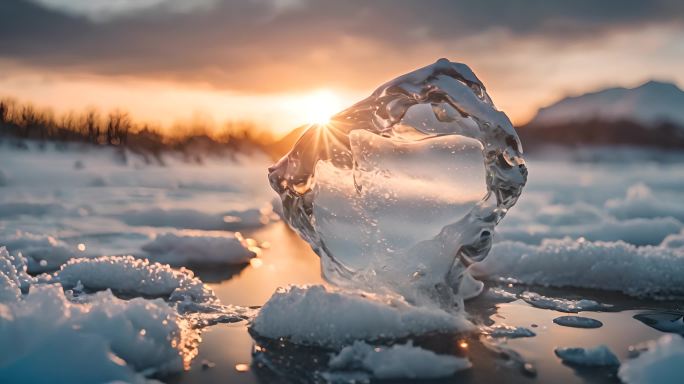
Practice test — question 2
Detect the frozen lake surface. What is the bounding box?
[1,141,683,383]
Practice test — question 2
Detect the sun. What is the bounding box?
[305,89,342,125]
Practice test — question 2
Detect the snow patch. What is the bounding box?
[474,238,684,299]
[0,284,200,382]
[605,184,684,222]
[53,255,217,304]
[251,285,472,347]
[119,207,271,231]
[1,231,76,272]
[142,232,254,266]
[0,246,33,292]
[499,216,681,246]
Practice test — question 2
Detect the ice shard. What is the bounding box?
[269,59,527,310]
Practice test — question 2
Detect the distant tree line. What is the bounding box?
[0,98,275,160]
[518,118,684,150]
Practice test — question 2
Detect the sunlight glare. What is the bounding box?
[304,90,342,125]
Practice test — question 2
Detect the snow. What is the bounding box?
[499,216,681,246]
[1,231,77,273]
[0,284,200,383]
[619,335,684,384]
[0,271,21,302]
[661,232,684,249]
[496,159,684,248]
[554,345,620,366]
[250,285,473,347]
[2,138,684,380]
[327,341,471,380]
[553,316,603,329]
[519,291,612,313]
[473,237,684,299]
[0,247,33,292]
[0,142,277,271]
[119,207,272,231]
[0,243,254,382]
[141,232,254,266]
[605,184,684,222]
[54,255,217,304]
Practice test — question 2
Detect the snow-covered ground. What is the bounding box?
[0,142,274,382]
[474,150,684,299]
[2,141,684,382]
[0,141,274,269]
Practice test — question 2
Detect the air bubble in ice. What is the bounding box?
[269,59,527,310]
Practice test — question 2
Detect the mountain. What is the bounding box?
[519,80,684,149]
[531,80,684,127]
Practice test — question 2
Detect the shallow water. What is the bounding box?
[166,222,682,384]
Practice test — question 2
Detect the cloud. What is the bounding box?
[0,0,683,95]
[26,0,219,22]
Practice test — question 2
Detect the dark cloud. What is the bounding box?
[1,0,683,92]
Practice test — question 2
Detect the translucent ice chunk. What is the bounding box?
[269,59,527,310]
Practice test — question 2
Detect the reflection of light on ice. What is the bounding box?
[249,258,263,268]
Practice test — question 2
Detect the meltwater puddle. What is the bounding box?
[165,223,683,384]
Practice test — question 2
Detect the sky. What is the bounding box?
[1,0,683,135]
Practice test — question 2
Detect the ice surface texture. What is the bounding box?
[269,59,527,310]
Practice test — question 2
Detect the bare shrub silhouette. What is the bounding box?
[0,97,275,157]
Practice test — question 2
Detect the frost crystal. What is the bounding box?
[269,59,527,309]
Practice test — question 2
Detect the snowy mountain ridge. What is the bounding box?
[530,80,684,127]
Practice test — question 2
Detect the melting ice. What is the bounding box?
[269,59,527,310]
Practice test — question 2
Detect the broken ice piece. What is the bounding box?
[633,311,684,335]
[484,325,536,338]
[520,291,613,313]
[553,316,604,329]
[554,346,620,367]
